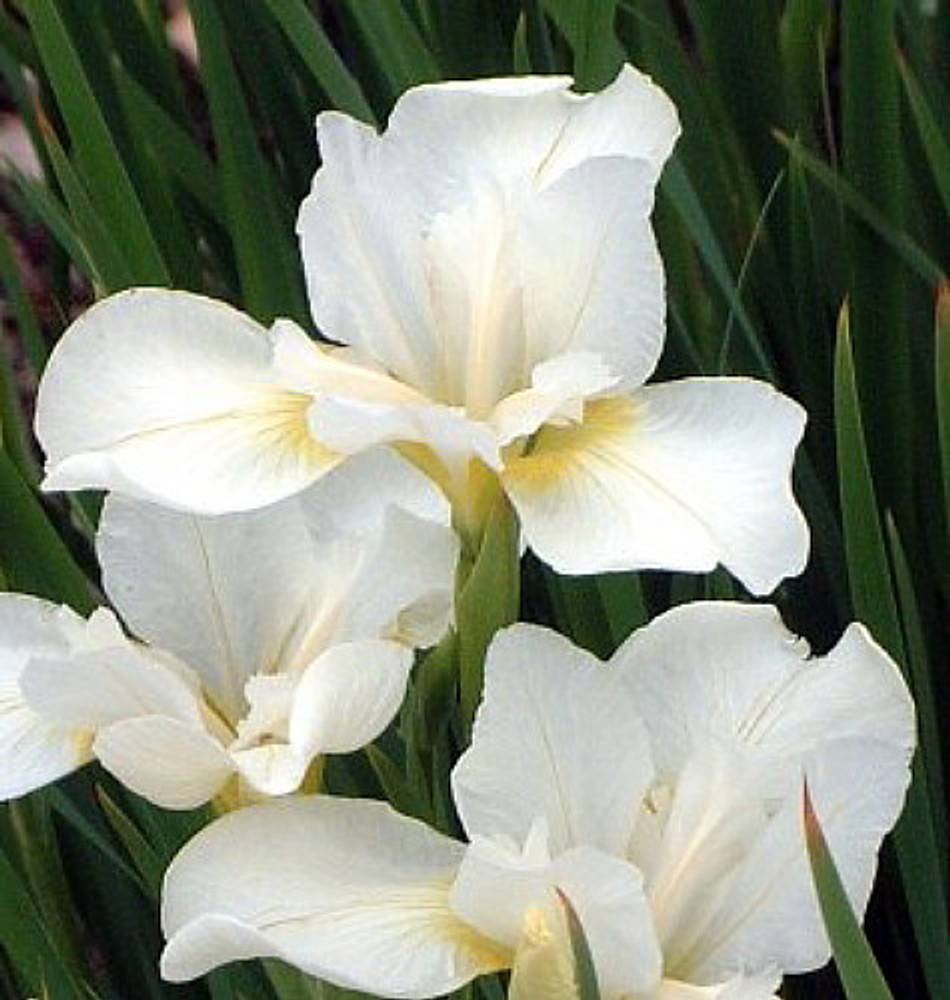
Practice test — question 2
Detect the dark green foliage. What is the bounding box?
[0,2,948,997]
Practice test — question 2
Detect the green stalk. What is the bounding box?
[456,492,520,732]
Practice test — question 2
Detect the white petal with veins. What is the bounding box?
[36,289,341,513]
[161,797,505,993]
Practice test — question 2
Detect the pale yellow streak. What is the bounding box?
[509,905,578,1000]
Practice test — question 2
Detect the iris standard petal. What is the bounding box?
[35,288,341,513]
[334,505,458,647]
[614,604,913,983]
[613,601,915,779]
[638,740,911,983]
[161,797,506,994]
[297,111,443,395]
[516,156,665,390]
[453,624,654,858]
[98,449,457,720]
[98,492,319,721]
[502,379,808,592]
[299,65,677,409]
[383,64,678,199]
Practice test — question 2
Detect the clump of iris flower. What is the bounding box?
[35,66,807,594]
[159,602,914,998]
[0,452,457,808]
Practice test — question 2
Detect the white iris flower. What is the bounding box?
[35,65,807,593]
[0,452,457,808]
[159,602,914,997]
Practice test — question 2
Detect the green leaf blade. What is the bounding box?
[803,782,894,1000]
[24,0,170,284]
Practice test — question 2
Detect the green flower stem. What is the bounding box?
[455,491,521,736]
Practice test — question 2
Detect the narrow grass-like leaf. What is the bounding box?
[717,167,785,373]
[784,143,834,416]
[885,513,949,879]
[260,0,375,123]
[513,12,532,73]
[364,744,420,820]
[220,0,317,201]
[594,573,649,648]
[422,0,515,77]
[6,169,95,282]
[6,796,90,990]
[112,64,224,225]
[546,572,612,658]
[661,159,775,376]
[96,0,185,121]
[0,830,82,997]
[803,782,894,1000]
[834,303,902,656]
[521,0,559,73]
[113,790,206,873]
[841,0,909,518]
[899,56,950,221]
[542,0,622,90]
[0,5,39,69]
[937,282,950,526]
[397,632,459,832]
[0,450,94,611]
[0,213,45,371]
[189,0,308,324]
[0,306,38,484]
[208,961,278,1000]
[108,90,203,290]
[265,962,372,999]
[339,0,441,99]
[39,117,132,291]
[95,789,163,899]
[836,305,950,997]
[691,0,785,184]
[405,629,458,749]
[779,0,828,138]
[46,788,143,891]
[774,130,944,286]
[24,0,169,283]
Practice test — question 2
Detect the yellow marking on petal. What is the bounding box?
[237,873,510,974]
[244,391,341,467]
[71,726,95,762]
[510,903,578,1000]
[523,905,555,946]
[435,903,512,974]
[502,396,636,493]
[394,441,452,497]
